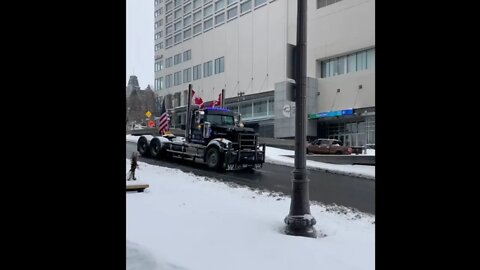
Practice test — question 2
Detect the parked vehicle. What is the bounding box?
[306,139,352,155]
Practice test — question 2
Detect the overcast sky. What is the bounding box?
[127,0,154,89]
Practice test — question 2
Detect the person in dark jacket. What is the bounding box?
[128,152,139,181]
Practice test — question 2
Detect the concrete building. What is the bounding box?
[153,0,375,146]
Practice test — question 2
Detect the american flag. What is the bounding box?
[158,98,169,135]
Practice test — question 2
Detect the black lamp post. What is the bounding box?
[284,0,317,238]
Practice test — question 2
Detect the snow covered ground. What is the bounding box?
[127,160,375,270]
[126,135,375,179]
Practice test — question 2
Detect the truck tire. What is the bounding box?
[206,147,223,170]
[137,137,150,157]
[149,138,162,158]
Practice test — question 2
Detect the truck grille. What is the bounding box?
[238,133,257,150]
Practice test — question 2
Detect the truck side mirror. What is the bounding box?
[203,122,211,138]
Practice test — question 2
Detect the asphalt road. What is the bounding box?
[127,142,375,214]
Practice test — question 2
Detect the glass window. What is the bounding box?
[175,8,182,20]
[183,28,192,39]
[174,71,182,86]
[356,51,367,71]
[267,97,274,115]
[254,0,267,7]
[321,61,327,78]
[175,0,182,7]
[183,68,192,83]
[204,5,213,17]
[227,0,238,5]
[166,14,173,24]
[159,60,164,70]
[347,53,356,73]
[166,1,173,12]
[337,56,346,75]
[241,0,252,13]
[204,61,213,77]
[184,15,192,26]
[227,6,237,19]
[366,48,375,69]
[175,21,182,31]
[253,100,267,117]
[159,42,164,49]
[204,18,213,30]
[184,3,192,14]
[183,50,191,61]
[166,57,173,67]
[193,23,202,35]
[165,74,173,88]
[240,102,252,118]
[215,13,225,25]
[193,0,202,9]
[329,59,336,76]
[215,56,224,73]
[174,53,182,65]
[166,25,173,35]
[174,33,182,43]
[193,10,202,22]
[159,77,164,90]
[215,0,225,11]
[193,64,202,80]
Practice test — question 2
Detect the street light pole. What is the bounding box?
[284,0,317,238]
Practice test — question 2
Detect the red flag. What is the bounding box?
[217,93,222,107]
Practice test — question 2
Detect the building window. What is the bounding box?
[166,14,174,24]
[175,0,182,7]
[166,25,173,35]
[175,8,182,20]
[193,64,202,80]
[159,60,164,70]
[193,23,202,35]
[174,53,182,65]
[155,10,160,17]
[174,71,182,86]
[366,48,375,69]
[215,13,225,25]
[227,0,237,5]
[183,50,192,61]
[267,97,274,115]
[356,51,366,71]
[240,103,252,118]
[193,0,202,10]
[203,61,213,77]
[159,7,163,14]
[165,74,173,88]
[155,22,159,29]
[166,1,174,12]
[204,18,213,30]
[253,100,267,117]
[155,32,160,40]
[155,0,160,5]
[184,15,192,26]
[174,33,182,43]
[184,3,192,14]
[317,0,342,9]
[184,28,192,39]
[155,78,160,90]
[159,42,164,49]
[165,38,173,48]
[193,10,202,22]
[215,0,225,12]
[183,68,192,83]
[227,6,237,20]
[320,48,375,78]
[155,44,160,51]
[166,57,173,68]
[241,0,252,13]
[175,21,182,32]
[214,56,224,74]
[254,0,267,7]
[204,5,213,17]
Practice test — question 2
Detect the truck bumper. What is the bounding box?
[224,144,265,170]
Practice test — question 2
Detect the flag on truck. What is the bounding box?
[192,88,204,108]
[158,98,170,135]
[211,92,222,108]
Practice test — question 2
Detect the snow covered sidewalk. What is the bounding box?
[127,160,375,270]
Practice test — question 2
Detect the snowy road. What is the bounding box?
[127,142,375,214]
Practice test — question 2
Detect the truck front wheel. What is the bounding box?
[137,137,150,157]
[206,147,223,170]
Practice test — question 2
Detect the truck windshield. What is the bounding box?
[205,114,235,126]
